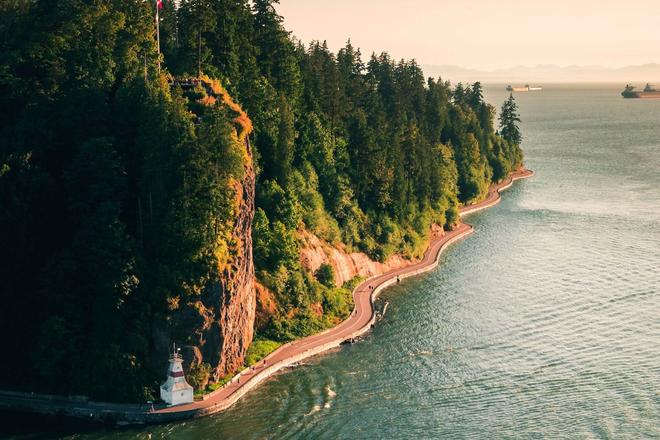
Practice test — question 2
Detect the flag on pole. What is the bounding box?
[157,0,164,10]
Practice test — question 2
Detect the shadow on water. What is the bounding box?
[0,410,103,439]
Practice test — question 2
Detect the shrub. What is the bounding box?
[322,288,352,318]
[342,275,365,291]
[315,263,335,288]
[245,339,282,366]
[187,362,211,391]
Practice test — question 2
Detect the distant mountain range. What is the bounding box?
[422,63,660,84]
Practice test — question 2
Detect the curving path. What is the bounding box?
[0,169,533,424]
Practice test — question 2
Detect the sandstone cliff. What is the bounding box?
[254,226,444,331]
[208,137,256,381]
[299,231,410,286]
[304,224,444,288]
[298,227,444,287]
[172,137,256,385]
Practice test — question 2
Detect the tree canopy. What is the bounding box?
[0,0,523,401]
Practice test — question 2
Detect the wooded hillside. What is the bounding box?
[0,0,522,401]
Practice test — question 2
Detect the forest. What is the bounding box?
[0,0,522,401]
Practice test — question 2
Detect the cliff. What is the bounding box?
[212,138,256,379]
[298,225,445,287]
[184,140,255,383]
[171,80,257,385]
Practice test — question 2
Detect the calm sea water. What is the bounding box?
[7,85,660,439]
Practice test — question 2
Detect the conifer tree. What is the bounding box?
[499,93,522,145]
[177,0,216,76]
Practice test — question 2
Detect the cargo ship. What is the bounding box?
[621,83,660,99]
[506,84,543,92]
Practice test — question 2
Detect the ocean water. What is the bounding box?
[8,84,660,439]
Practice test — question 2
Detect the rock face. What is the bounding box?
[164,80,258,384]
[254,226,446,333]
[174,138,256,382]
[298,227,444,287]
[212,140,256,378]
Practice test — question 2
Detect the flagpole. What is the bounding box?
[156,0,161,75]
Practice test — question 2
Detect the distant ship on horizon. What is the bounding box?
[506,84,543,92]
[621,83,660,99]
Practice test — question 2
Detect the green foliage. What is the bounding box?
[271,222,300,270]
[499,93,522,146]
[322,287,353,319]
[187,362,211,391]
[315,263,336,288]
[252,208,272,269]
[268,309,328,342]
[257,179,302,230]
[209,372,235,391]
[342,275,366,291]
[176,0,217,76]
[0,0,523,402]
[245,339,282,366]
[288,165,341,243]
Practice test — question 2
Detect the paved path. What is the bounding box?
[0,169,533,424]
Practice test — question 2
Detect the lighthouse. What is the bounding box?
[160,344,194,406]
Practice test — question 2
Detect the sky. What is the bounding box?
[276,0,660,70]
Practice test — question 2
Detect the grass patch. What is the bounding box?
[197,339,283,396]
[200,372,237,395]
[245,339,282,366]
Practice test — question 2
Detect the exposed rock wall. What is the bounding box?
[299,225,445,287]
[213,139,256,378]
[173,138,256,383]
[164,80,258,384]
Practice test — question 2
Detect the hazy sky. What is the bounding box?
[276,0,660,70]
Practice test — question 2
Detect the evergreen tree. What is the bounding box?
[499,93,522,145]
[177,0,217,76]
[252,0,301,103]
[275,95,295,184]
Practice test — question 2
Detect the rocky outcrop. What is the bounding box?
[172,139,255,382]
[207,139,256,380]
[168,80,257,384]
[299,225,445,287]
